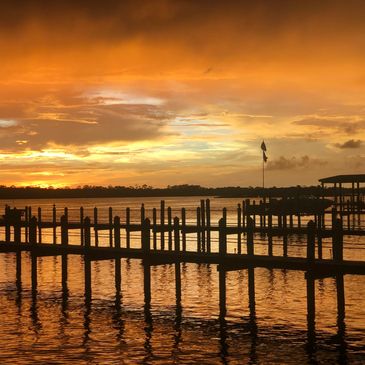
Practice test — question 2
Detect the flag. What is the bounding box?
[263,151,268,163]
[261,140,267,151]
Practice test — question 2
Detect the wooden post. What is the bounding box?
[168,207,172,250]
[53,204,57,244]
[347,201,350,231]
[109,207,113,247]
[24,206,28,243]
[197,207,201,252]
[237,204,242,254]
[114,216,121,249]
[245,199,250,228]
[141,203,145,223]
[206,199,211,252]
[339,182,343,216]
[38,207,42,244]
[297,214,301,229]
[29,216,37,245]
[61,215,68,246]
[317,215,322,259]
[94,207,98,247]
[126,207,130,249]
[84,217,91,248]
[247,217,254,256]
[259,200,263,228]
[142,218,151,254]
[242,200,246,229]
[160,200,165,250]
[307,220,315,261]
[283,214,288,257]
[332,218,343,261]
[181,208,186,251]
[174,217,180,252]
[252,200,256,227]
[5,205,10,243]
[152,208,157,250]
[14,209,21,244]
[289,214,293,229]
[268,213,273,256]
[331,207,337,229]
[219,217,227,257]
[200,199,206,252]
[28,207,32,242]
[80,207,84,246]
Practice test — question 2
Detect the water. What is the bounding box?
[0,197,364,364]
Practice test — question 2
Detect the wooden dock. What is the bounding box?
[0,199,364,336]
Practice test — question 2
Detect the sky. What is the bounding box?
[1,0,364,188]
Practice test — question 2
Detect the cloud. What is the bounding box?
[335,139,362,149]
[267,155,327,171]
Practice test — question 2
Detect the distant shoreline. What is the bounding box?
[0,185,355,200]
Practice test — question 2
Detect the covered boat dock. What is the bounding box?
[319,174,365,213]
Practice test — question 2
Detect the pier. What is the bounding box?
[0,198,364,339]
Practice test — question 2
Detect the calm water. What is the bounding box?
[0,197,364,364]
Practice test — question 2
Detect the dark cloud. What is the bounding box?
[0,91,173,152]
[267,155,327,171]
[292,117,365,135]
[1,0,365,54]
[335,139,362,149]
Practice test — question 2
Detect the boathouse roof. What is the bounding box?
[319,174,365,184]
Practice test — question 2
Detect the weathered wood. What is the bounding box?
[38,207,42,244]
[61,215,68,246]
[94,207,98,247]
[126,207,131,249]
[84,217,91,248]
[174,217,180,252]
[317,215,323,259]
[237,204,242,254]
[268,213,273,256]
[333,218,343,261]
[53,205,57,244]
[29,216,37,245]
[153,208,157,250]
[283,214,288,257]
[181,208,186,251]
[168,207,172,250]
[160,200,165,250]
[114,216,121,249]
[307,220,315,261]
[142,218,151,254]
[197,207,201,252]
[219,217,227,257]
[206,199,211,252]
[200,200,206,252]
[109,207,113,247]
[247,217,254,256]
[80,207,84,246]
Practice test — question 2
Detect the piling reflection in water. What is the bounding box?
[0,252,363,363]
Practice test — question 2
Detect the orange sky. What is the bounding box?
[1,0,364,187]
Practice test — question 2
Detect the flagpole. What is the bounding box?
[262,154,265,190]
